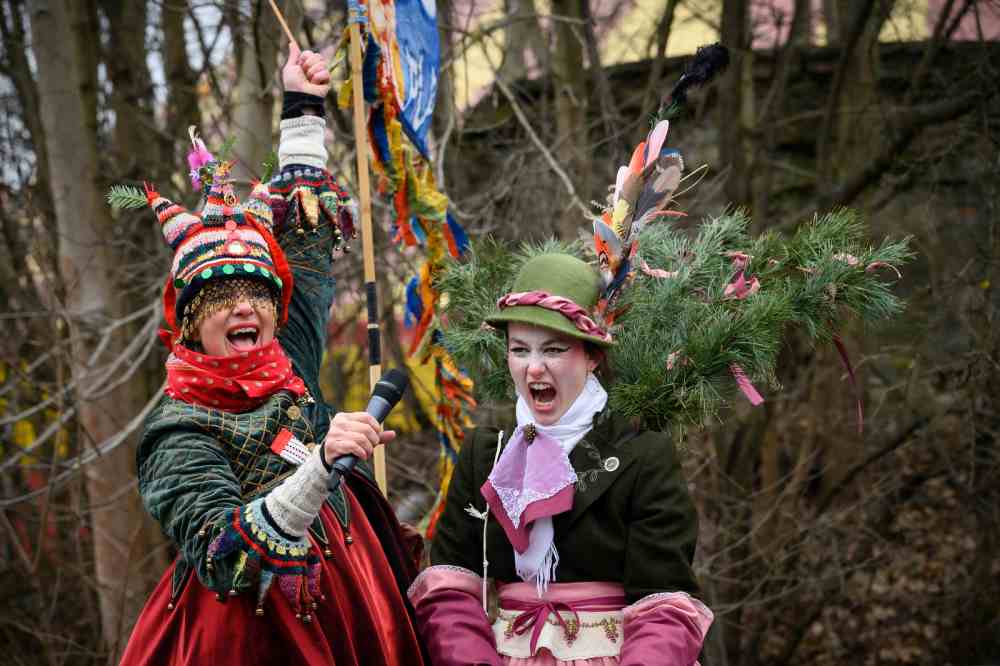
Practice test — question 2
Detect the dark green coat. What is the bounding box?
[430,408,700,603]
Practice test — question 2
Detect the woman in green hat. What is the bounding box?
[407,251,712,665]
[405,40,911,664]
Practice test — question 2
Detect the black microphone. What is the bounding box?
[327,368,409,492]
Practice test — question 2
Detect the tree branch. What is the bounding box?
[814,0,879,189]
[829,87,997,208]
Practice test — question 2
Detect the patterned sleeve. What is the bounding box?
[269,115,355,397]
[138,425,321,617]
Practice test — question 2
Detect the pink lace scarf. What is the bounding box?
[480,375,608,594]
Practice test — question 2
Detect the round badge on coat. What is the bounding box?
[604,456,620,472]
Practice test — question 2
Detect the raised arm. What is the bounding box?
[270,43,354,396]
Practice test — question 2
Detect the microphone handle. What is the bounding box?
[327,395,394,492]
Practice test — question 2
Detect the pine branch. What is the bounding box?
[438,209,913,429]
[261,151,278,182]
[216,135,237,161]
[106,184,148,210]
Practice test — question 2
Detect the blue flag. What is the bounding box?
[394,0,439,158]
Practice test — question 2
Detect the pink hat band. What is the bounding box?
[497,291,612,343]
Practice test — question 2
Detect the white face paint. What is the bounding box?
[507,323,597,426]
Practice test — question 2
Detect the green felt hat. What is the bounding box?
[485,253,612,347]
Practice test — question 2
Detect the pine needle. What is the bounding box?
[216,135,237,161]
[261,151,278,182]
[106,184,148,210]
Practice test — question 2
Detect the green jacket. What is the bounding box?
[137,168,364,597]
[430,409,700,603]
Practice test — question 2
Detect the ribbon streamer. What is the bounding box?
[832,335,864,435]
[730,363,764,406]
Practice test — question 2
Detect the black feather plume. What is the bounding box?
[657,43,730,121]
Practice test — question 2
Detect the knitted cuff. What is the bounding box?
[205,499,319,617]
[281,91,326,120]
[278,116,327,170]
[263,447,331,537]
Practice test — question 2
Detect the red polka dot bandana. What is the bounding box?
[165,338,306,412]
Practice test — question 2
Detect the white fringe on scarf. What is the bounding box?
[513,375,608,597]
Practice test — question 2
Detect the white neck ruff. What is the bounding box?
[511,374,608,595]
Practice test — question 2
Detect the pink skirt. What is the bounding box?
[495,581,625,666]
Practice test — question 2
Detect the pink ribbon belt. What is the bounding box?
[503,594,626,654]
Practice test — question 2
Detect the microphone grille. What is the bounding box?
[373,368,409,403]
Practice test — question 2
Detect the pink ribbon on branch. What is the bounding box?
[641,260,679,279]
[833,335,864,435]
[730,363,764,406]
[724,271,760,299]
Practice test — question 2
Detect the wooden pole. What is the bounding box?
[268,0,299,50]
[268,0,388,495]
[348,20,388,495]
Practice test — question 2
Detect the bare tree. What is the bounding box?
[27,0,168,657]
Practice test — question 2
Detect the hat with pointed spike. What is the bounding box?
[145,160,292,343]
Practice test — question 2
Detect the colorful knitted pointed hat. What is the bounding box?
[146,160,293,342]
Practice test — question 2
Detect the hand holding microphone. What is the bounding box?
[325,369,408,492]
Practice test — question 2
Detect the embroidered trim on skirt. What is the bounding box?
[493,581,626,663]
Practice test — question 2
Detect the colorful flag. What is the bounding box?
[340,0,474,538]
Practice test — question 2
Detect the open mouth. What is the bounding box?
[226,325,260,352]
[529,382,557,407]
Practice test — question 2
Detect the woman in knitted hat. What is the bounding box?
[408,252,712,665]
[118,44,426,666]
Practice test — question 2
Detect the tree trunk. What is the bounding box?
[814,0,886,204]
[637,0,681,127]
[229,0,291,185]
[161,0,202,175]
[29,0,167,657]
[0,0,58,254]
[102,0,155,178]
[720,0,751,206]
[822,0,840,43]
[0,0,57,350]
[498,0,548,84]
[579,1,625,162]
[706,412,770,665]
[830,0,882,189]
[550,0,588,239]
[751,0,810,223]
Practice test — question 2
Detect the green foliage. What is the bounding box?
[438,237,579,402]
[439,208,913,430]
[105,184,148,210]
[261,151,278,182]
[215,135,237,161]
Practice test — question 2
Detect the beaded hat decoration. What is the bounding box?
[179,278,278,344]
[144,158,294,344]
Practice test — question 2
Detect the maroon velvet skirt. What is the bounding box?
[120,491,425,666]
